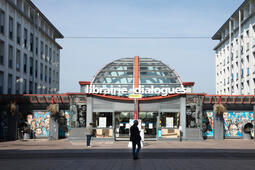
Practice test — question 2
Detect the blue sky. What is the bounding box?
[32,0,243,94]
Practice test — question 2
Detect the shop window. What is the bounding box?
[93,112,113,138]
[159,112,180,139]
[115,112,133,138]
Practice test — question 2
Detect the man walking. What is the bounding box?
[86,123,93,148]
[130,120,141,159]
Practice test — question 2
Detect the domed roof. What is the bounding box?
[91,57,183,96]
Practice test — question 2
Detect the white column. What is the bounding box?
[229,19,232,95]
[238,10,242,95]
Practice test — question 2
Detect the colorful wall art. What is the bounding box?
[224,112,253,137]
[203,111,254,137]
[203,111,214,137]
[29,111,50,137]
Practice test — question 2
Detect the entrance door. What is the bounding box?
[138,112,157,139]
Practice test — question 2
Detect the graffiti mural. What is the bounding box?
[203,111,214,137]
[224,112,254,137]
[203,111,254,137]
[29,111,50,137]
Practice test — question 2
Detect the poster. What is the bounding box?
[166,117,173,128]
[149,123,153,129]
[158,129,162,138]
[99,117,106,127]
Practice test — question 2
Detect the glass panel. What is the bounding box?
[115,112,134,138]
[138,112,157,138]
[93,112,113,128]
[158,112,180,139]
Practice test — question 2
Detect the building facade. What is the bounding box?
[0,0,63,95]
[0,56,254,141]
[213,0,255,95]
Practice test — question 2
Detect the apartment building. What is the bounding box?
[212,0,255,95]
[0,0,63,94]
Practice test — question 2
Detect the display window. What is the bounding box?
[93,112,113,138]
[158,112,180,138]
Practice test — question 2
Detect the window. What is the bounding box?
[40,63,43,80]
[16,49,20,71]
[8,45,13,68]
[17,23,21,45]
[40,41,44,59]
[35,60,38,78]
[16,77,20,94]
[0,40,4,65]
[23,79,27,94]
[0,10,4,35]
[23,53,27,73]
[49,68,51,84]
[241,69,244,78]
[45,65,47,82]
[0,71,3,94]
[45,44,48,61]
[24,28,27,48]
[29,57,33,76]
[35,83,37,94]
[49,48,52,62]
[247,68,250,76]
[29,81,33,94]
[9,16,13,40]
[30,33,33,52]
[17,0,22,10]
[93,112,113,128]
[35,37,38,55]
[8,74,12,94]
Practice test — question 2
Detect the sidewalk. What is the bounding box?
[0,139,255,151]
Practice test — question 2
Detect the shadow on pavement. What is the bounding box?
[0,149,255,160]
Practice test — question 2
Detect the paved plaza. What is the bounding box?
[0,139,255,170]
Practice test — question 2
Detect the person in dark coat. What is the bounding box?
[130,120,141,159]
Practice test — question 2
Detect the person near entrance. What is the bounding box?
[86,123,93,148]
[130,120,141,159]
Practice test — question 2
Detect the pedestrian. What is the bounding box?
[130,120,141,160]
[86,123,93,148]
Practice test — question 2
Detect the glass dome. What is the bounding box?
[91,57,183,97]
